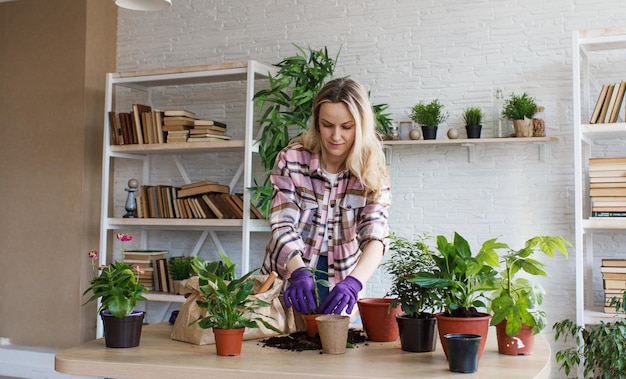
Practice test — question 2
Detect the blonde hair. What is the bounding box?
[298,77,390,198]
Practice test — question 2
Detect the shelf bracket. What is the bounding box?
[537,142,547,162]
[461,143,476,163]
[383,145,393,165]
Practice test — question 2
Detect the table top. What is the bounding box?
[55,323,551,379]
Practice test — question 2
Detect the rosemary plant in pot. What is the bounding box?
[462,106,483,139]
[83,233,147,348]
[501,92,537,137]
[409,99,448,140]
[380,233,445,352]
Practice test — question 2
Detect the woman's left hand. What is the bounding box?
[318,276,362,314]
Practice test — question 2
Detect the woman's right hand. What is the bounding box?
[283,267,317,314]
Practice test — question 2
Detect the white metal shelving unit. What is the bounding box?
[97,61,275,335]
[573,28,626,326]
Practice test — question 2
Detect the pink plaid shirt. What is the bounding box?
[262,143,390,285]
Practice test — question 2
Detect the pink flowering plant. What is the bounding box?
[83,233,147,318]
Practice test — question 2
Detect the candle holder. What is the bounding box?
[123,178,139,218]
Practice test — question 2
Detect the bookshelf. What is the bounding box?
[99,61,276,335]
[573,28,626,326]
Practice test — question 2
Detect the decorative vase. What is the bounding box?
[465,124,482,139]
[316,314,350,354]
[444,333,482,373]
[434,312,491,360]
[513,117,533,137]
[100,310,144,348]
[357,298,401,342]
[302,313,321,337]
[213,327,245,356]
[421,125,438,140]
[395,314,437,352]
[495,320,535,355]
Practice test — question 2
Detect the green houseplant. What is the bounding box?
[190,253,281,356]
[410,99,448,140]
[83,233,148,348]
[169,255,195,295]
[380,233,445,352]
[462,106,483,139]
[490,236,570,355]
[501,92,537,137]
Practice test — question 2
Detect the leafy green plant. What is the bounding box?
[410,99,448,126]
[83,233,147,318]
[381,233,445,318]
[501,92,537,120]
[252,45,340,217]
[406,232,502,317]
[489,236,570,336]
[373,102,393,137]
[191,253,281,332]
[553,318,626,378]
[168,256,195,281]
[462,107,483,126]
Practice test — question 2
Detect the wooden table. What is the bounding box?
[55,323,551,379]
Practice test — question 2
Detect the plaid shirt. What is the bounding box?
[262,143,390,285]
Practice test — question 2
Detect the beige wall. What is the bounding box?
[0,0,116,347]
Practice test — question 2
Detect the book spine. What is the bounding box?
[592,211,626,217]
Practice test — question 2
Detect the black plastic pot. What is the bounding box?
[395,314,437,352]
[444,333,482,373]
[101,310,145,348]
[465,124,482,139]
[421,125,438,140]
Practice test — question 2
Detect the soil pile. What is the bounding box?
[260,329,368,352]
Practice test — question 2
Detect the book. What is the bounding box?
[153,111,165,144]
[601,266,626,273]
[590,84,610,123]
[603,259,626,267]
[598,84,615,123]
[590,182,626,188]
[610,81,626,123]
[132,104,151,144]
[604,279,626,290]
[124,250,168,261]
[177,182,229,198]
[193,119,227,128]
[589,170,626,178]
[603,82,621,123]
[187,133,231,140]
[219,193,244,218]
[180,180,217,189]
[164,109,196,118]
[602,272,626,280]
[108,111,122,145]
[200,194,225,218]
[590,157,626,164]
[187,136,232,142]
[591,211,626,217]
[590,188,626,196]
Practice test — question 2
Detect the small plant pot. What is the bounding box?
[435,312,491,360]
[213,327,245,356]
[444,333,482,373]
[465,124,482,139]
[421,125,438,140]
[101,310,144,348]
[513,117,533,137]
[316,314,350,354]
[396,314,437,352]
[357,298,401,342]
[302,313,321,337]
[495,320,535,355]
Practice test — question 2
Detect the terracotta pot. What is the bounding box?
[395,314,437,352]
[212,327,245,356]
[302,314,321,337]
[357,298,401,342]
[435,312,491,360]
[495,320,535,355]
[316,314,350,354]
[100,310,144,348]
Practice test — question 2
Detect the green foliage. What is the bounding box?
[501,92,537,120]
[490,236,570,336]
[83,261,147,318]
[168,256,195,281]
[191,253,282,332]
[406,232,502,317]
[251,45,340,217]
[373,102,393,136]
[381,233,445,318]
[410,99,448,126]
[553,318,626,378]
[463,107,483,126]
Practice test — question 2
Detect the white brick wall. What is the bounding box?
[114,1,626,377]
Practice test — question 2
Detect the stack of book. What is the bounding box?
[123,250,169,291]
[152,257,174,294]
[590,81,626,124]
[187,119,230,142]
[589,157,626,217]
[602,259,626,313]
[163,109,195,143]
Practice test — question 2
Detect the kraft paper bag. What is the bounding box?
[170,274,295,345]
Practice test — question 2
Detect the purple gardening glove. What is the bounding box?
[318,276,362,315]
[283,267,317,314]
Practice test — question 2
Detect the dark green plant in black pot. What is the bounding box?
[462,107,483,139]
[410,99,448,140]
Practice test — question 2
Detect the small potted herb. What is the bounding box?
[501,92,537,137]
[462,107,483,138]
[410,99,448,140]
[168,256,194,295]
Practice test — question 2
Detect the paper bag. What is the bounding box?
[170,274,295,345]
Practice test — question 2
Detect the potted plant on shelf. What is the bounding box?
[462,107,483,139]
[406,232,503,360]
[490,236,570,355]
[501,92,537,137]
[410,99,448,140]
[83,233,148,348]
[190,253,282,356]
[373,102,394,140]
[168,255,195,295]
[379,233,445,351]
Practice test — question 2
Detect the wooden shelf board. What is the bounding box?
[582,123,626,140]
[382,136,557,146]
[106,217,244,231]
[110,140,245,155]
[584,308,626,324]
[145,292,185,302]
[583,217,626,230]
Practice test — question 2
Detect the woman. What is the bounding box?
[261,77,391,316]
